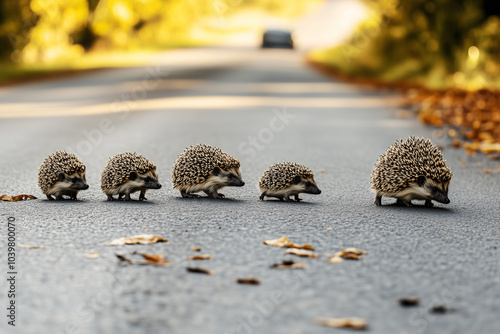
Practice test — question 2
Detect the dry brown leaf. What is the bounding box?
[399,298,420,307]
[263,236,293,247]
[483,167,500,174]
[328,256,343,263]
[105,234,167,246]
[1,194,37,202]
[332,248,367,260]
[190,247,201,252]
[84,252,99,259]
[189,254,212,260]
[285,248,318,258]
[237,278,261,285]
[271,260,306,269]
[319,169,326,173]
[316,317,368,330]
[116,253,171,266]
[429,305,456,314]
[18,244,45,249]
[186,267,214,275]
[263,236,315,250]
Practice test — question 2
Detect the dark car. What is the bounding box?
[261,29,294,49]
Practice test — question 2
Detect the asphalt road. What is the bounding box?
[0,45,499,334]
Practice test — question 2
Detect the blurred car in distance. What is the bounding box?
[261,29,294,49]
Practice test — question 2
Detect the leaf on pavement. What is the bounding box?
[316,317,368,330]
[105,234,167,246]
[330,248,367,261]
[187,267,214,275]
[263,236,315,250]
[189,254,212,260]
[237,278,261,285]
[285,248,318,258]
[116,253,171,266]
[190,247,201,252]
[84,252,100,259]
[399,298,420,307]
[1,194,37,202]
[18,244,45,249]
[328,256,343,263]
[271,260,306,269]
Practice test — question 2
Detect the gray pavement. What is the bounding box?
[0,46,499,334]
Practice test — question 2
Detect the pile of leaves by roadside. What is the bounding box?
[404,88,500,154]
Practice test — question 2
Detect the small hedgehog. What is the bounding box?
[101,152,161,201]
[258,162,321,202]
[172,144,245,198]
[371,136,452,207]
[38,151,89,200]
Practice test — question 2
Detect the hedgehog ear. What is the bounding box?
[293,175,302,184]
[417,175,427,187]
[58,173,65,182]
[129,171,138,180]
[212,167,221,176]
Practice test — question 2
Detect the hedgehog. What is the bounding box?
[258,162,321,202]
[371,136,452,207]
[172,144,245,198]
[101,152,162,201]
[38,151,89,200]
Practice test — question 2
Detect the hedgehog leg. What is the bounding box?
[46,195,54,201]
[181,190,200,198]
[55,194,64,200]
[278,197,285,201]
[294,195,303,202]
[204,189,224,199]
[124,192,132,201]
[139,190,147,201]
[70,191,78,200]
[374,194,382,206]
[118,193,124,201]
[107,195,115,201]
[259,192,266,201]
[425,199,434,207]
[399,198,413,207]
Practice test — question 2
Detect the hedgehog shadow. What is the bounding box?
[259,199,318,206]
[172,196,245,203]
[383,202,454,212]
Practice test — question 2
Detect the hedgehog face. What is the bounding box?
[57,172,89,191]
[128,170,162,190]
[292,175,321,195]
[417,175,450,204]
[209,167,245,187]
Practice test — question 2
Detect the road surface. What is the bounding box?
[0,43,499,334]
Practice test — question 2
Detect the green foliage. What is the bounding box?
[314,0,500,89]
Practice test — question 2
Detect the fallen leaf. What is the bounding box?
[105,234,167,246]
[116,253,171,266]
[190,247,201,252]
[264,236,292,247]
[487,154,500,161]
[84,252,100,259]
[18,244,45,249]
[271,260,306,269]
[263,236,315,250]
[316,317,368,330]
[187,267,214,275]
[326,227,333,231]
[429,305,456,314]
[189,254,212,260]
[0,194,37,202]
[285,248,318,258]
[332,248,367,260]
[328,256,343,263]
[237,278,260,285]
[399,298,420,307]
[319,169,326,173]
[483,167,500,174]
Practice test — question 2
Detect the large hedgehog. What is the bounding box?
[172,144,244,198]
[101,152,161,201]
[38,151,89,200]
[259,162,321,202]
[371,136,452,207]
